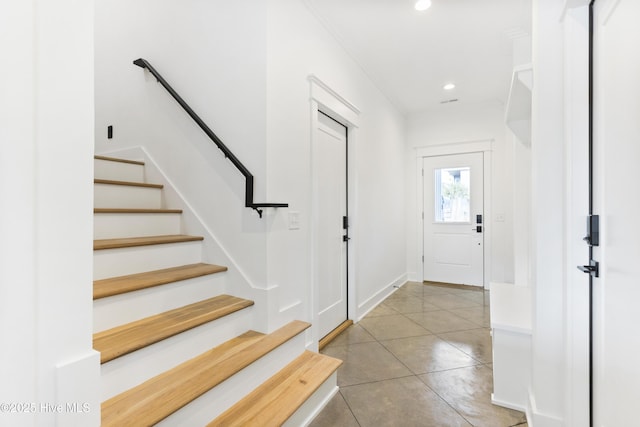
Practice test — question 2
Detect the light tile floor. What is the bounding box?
[311,281,528,427]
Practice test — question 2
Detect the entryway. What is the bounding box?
[422,152,485,287]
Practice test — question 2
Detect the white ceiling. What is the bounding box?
[304,0,531,114]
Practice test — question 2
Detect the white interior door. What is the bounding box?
[315,111,348,339]
[593,1,640,424]
[423,152,484,286]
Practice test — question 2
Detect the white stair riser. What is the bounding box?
[100,308,253,401]
[94,183,162,209]
[94,213,182,239]
[94,274,226,333]
[93,242,202,280]
[155,333,306,426]
[94,159,144,182]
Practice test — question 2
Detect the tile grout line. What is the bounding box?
[315,282,526,427]
[386,285,489,425]
[358,296,489,426]
[414,372,477,427]
[336,390,363,427]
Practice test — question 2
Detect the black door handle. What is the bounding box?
[578,260,599,278]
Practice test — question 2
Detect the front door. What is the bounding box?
[423,152,484,286]
[315,110,348,339]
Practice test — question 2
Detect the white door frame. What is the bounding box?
[562,4,590,426]
[308,74,360,347]
[415,140,493,289]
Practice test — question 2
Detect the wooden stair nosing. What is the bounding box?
[94,208,183,214]
[95,155,145,166]
[101,320,312,427]
[94,234,204,250]
[94,178,163,189]
[209,350,343,427]
[93,295,254,364]
[94,263,227,300]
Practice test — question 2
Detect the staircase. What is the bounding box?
[93,154,341,426]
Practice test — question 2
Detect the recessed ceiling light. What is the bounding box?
[443,83,456,90]
[414,0,432,11]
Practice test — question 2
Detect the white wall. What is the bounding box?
[265,0,407,334]
[95,0,408,338]
[591,0,640,425]
[95,0,270,287]
[529,0,567,424]
[406,101,515,286]
[0,0,99,425]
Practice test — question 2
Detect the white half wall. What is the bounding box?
[0,0,99,425]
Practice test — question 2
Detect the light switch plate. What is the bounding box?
[288,211,300,230]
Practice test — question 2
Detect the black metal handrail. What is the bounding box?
[133,58,287,218]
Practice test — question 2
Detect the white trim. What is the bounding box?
[98,146,263,292]
[415,139,493,289]
[294,382,340,427]
[563,6,590,426]
[415,139,493,158]
[308,74,361,118]
[279,300,302,314]
[561,0,590,20]
[56,350,101,426]
[356,273,407,321]
[528,390,564,427]
[491,394,527,413]
[308,77,361,346]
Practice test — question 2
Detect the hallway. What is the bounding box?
[311,281,528,427]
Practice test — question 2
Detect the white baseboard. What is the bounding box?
[357,273,408,321]
[406,271,420,282]
[491,393,527,413]
[527,389,564,427]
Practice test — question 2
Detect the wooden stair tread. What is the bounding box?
[210,350,343,427]
[94,263,227,300]
[95,155,145,165]
[94,234,203,250]
[101,320,311,427]
[94,208,183,214]
[94,295,254,364]
[94,178,163,189]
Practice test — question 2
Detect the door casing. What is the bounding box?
[314,110,348,338]
[416,140,493,289]
[308,75,360,348]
